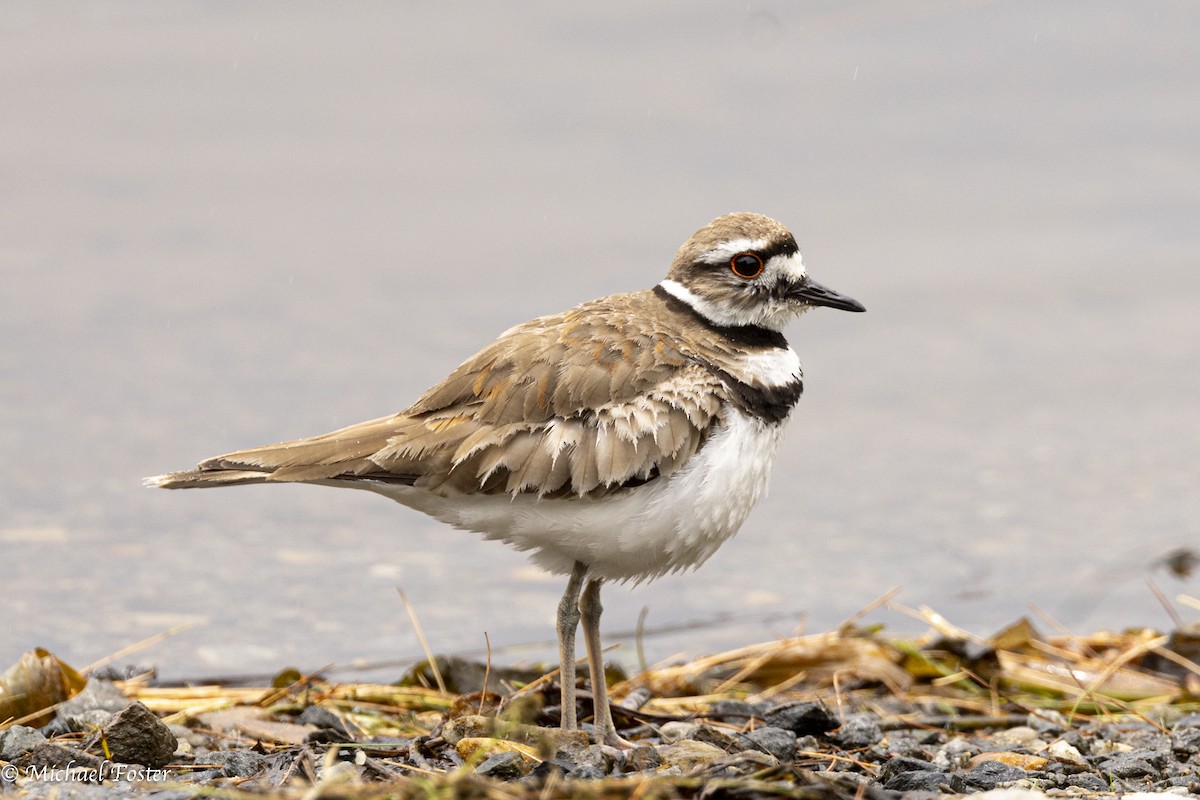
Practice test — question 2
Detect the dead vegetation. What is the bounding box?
[3,595,1199,798]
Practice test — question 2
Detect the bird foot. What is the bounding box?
[599,731,637,749]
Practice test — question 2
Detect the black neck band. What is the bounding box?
[653,284,788,350]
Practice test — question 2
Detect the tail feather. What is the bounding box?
[145,470,272,489]
[146,413,408,490]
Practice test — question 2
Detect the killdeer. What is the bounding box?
[148,212,864,745]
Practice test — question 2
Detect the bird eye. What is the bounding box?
[730,252,764,279]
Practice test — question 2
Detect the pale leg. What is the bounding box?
[580,577,621,745]
[556,562,587,729]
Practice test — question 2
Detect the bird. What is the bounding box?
[147,212,865,746]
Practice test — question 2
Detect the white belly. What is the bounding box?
[360,408,788,582]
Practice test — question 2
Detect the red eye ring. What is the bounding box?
[730,252,764,279]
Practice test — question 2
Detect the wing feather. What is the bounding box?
[153,291,728,498]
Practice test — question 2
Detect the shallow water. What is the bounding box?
[2,3,1198,680]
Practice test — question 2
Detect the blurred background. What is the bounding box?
[2,2,1197,681]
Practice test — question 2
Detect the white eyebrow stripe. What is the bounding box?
[700,238,769,264]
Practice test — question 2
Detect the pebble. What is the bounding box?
[986,725,1042,749]
[1090,737,1134,755]
[55,680,131,722]
[715,749,778,775]
[625,745,663,771]
[968,751,1048,771]
[883,769,952,792]
[1172,726,1200,755]
[62,709,115,734]
[1045,738,1088,766]
[1098,751,1161,779]
[14,743,107,780]
[87,701,179,768]
[658,721,700,743]
[474,751,531,780]
[211,749,268,778]
[690,724,743,753]
[934,737,980,770]
[763,699,838,736]
[653,739,728,771]
[0,725,47,761]
[829,714,883,748]
[706,699,764,724]
[949,759,1028,791]
[739,726,797,762]
[297,705,354,740]
[562,743,610,777]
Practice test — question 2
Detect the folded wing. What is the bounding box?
[151,295,726,498]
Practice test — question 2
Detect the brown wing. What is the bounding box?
[153,291,727,497]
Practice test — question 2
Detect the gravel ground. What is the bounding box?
[3,624,1199,798]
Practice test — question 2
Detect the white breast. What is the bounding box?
[732,347,802,387]
[363,408,788,582]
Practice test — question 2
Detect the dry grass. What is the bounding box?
[3,597,1198,798]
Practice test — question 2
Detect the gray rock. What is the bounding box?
[92,701,178,768]
[830,714,883,748]
[933,737,979,770]
[1108,723,1170,752]
[1173,727,1200,755]
[474,750,529,780]
[568,763,605,779]
[657,721,700,742]
[949,759,1028,792]
[297,706,353,740]
[706,699,764,724]
[547,745,608,780]
[14,743,107,781]
[561,743,609,776]
[739,726,797,762]
[764,700,838,736]
[884,733,936,760]
[884,770,952,792]
[1067,773,1111,792]
[56,679,130,719]
[528,758,570,780]
[63,709,115,733]
[1098,751,1160,779]
[654,739,728,771]
[690,724,743,753]
[719,749,780,775]
[0,725,47,761]
[795,734,820,752]
[625,745,662,771]
[878,755,938,784]
[1058,729,1089,754]
[212,749,268,778]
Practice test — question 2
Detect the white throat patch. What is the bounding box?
[657,278,752,328]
